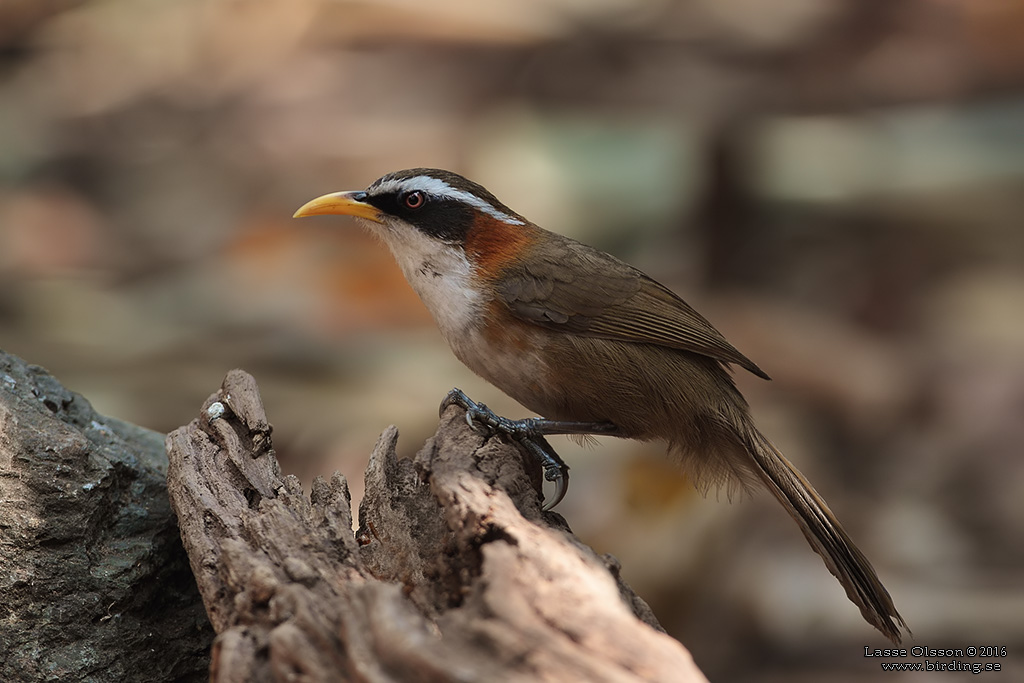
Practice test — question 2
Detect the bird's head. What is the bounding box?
[293,168,528,247]
[294,168,541,328]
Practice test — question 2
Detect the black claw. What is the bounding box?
[519,434,570,511]
[543,469,569,512]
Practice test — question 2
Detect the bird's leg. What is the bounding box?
[439,388,620,510]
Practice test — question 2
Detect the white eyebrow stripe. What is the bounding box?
[372,175,525,225]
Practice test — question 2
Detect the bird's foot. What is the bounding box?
[440,388,569,511]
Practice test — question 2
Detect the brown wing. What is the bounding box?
[494,233,770,380]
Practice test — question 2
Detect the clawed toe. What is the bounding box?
[543,468,569,512]
[440,389,497,434]
[439,387,473,418]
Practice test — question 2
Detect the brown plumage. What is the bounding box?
[294,167,909,643]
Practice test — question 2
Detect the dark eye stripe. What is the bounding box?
[363,191,474,243]
[369,174,524,226]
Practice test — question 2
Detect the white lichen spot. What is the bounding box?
[207,401,226,420]
[2,375,15,389]
[89,420,111,435]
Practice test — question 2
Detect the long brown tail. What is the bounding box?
[740,422,908,643]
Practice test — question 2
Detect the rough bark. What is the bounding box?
[0,349,213,682]
[166,370,707,683]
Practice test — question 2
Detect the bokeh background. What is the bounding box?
[2,1,1023,680]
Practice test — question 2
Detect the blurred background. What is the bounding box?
[2,0,1023,679]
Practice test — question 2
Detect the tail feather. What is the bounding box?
[741,424,908,643]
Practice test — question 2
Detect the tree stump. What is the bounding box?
[0,350,213,682]
[166,370,707,682]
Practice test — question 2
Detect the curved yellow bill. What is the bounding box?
[292,191,383,223]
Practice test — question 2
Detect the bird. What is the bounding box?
[293,167,908,643]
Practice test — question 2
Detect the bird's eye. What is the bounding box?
[403,191,426,210]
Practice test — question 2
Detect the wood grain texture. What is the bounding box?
[166,369,707,682]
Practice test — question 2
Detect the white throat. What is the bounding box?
[365,218,484,339]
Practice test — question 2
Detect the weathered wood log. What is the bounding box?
[166,370,707,682]
[0,349,213,682]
